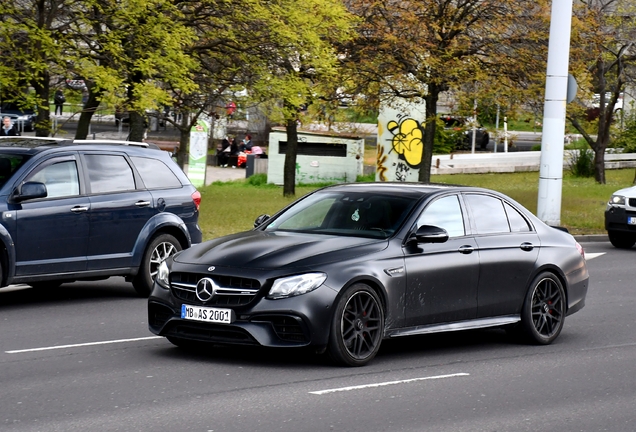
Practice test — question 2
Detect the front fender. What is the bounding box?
[130,213,192,269]
[0,224,16,287]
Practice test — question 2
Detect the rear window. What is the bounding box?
[130,156,181,189]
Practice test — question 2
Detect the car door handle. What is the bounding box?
[458,245,474,254]
[520,242,534,251]
[135,200,151,207]
[70,206,89,213]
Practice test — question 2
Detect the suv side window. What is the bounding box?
[84,154,136,193]
[26,159,80,198]
[130,156,181,189]
[465,194,510,234]
[416,195,465,237]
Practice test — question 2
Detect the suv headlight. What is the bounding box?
[156,260,170,289]
[609,195,626,206]
[267,273,327,299]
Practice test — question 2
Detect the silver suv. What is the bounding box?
[605,185,636,248]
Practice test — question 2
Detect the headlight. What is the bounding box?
[267,272,327,299]
[156,260,170,289]
[609,195,626,206]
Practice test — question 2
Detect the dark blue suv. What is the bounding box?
[0,137,202,296]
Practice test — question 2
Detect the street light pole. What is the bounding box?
[537,0,574,226]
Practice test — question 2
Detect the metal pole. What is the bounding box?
[537,0,574,226]
[504,117,508,153]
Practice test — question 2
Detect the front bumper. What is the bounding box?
[148,280,338,348]
[605,206,636,232]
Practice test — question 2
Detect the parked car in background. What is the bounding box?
[441,115,490,150]
[0,103,37,132]
[0,137,202,296]
[148,182,588,366]
[605,185,636,248]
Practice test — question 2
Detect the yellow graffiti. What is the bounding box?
[387,117,423,167]
[376,144,388,182]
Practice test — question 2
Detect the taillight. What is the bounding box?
[575,241,585,259]
[191,190,201,211]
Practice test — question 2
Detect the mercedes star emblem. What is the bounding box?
[196,277,216,302]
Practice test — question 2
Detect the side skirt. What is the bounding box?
[386,315,520,338]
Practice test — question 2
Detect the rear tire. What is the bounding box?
[133,233,181,297]
[520,272,566,345]
[608,230,636,249]
[327,283,384,367]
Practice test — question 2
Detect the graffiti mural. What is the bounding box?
[377,100,427,182]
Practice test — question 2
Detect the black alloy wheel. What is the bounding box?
[133,233,181,297]
[328,283,384,367]
[521,272,566,344]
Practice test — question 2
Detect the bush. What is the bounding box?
[568,147,595,177]
[246,173,269,186]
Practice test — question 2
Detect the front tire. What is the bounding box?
[608,230,636,249]
[327,283,384,367]
[133,233,181,297]
[520,272,566,345]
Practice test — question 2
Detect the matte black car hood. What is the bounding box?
[174,230,388,269]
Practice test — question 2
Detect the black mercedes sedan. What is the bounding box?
[148,183,588,366]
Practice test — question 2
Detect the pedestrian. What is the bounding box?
[218,136,231,167]
[54,89,66,115]
[240,134,253,151]
[1,116,20,136]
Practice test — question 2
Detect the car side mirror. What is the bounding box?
[254,214,270,228]
[412,225,449,243]
[12,181,47,202]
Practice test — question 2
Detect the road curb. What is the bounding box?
[574,234,608,243]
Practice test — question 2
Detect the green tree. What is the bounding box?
[566,0,636,184]
[0,0,75,136]
[238,0,355,196]
[341,0,545,183]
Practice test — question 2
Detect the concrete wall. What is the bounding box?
[267,130,364,185]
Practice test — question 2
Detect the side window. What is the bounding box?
[417,195,465,237]
[130,156,181,189]
[505,202,531,232]
[465,194,510,234]
[27,160,80,198]
[84,154,135,194]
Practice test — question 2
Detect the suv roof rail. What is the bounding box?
[72,139,150,148]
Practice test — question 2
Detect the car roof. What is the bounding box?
[0,137,162,153]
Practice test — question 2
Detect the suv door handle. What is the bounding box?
[520,242,534,251]
[135,200,151,207]
[458,245,474,254]
[70,206,89,213]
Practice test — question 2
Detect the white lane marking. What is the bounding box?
[5,336,163,354]
[585,253,605,260]
[309,373,470,395]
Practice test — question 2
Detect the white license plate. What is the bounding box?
[628,217,636,225]
[181,304,234,324]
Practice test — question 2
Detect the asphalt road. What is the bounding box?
[0,241,633,432]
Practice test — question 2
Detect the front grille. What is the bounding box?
[252,315,309,343]
[170,272,260,306]
[629,198,636,208]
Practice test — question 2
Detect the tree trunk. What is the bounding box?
[129,111,146,142]
[75,86,103,140]
[32,71,50,137]
[176,113,190,169]
[593,144,606,184]
[283,119,298,197]
[418,89,440,183]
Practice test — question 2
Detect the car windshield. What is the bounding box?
[0,152,31,188]
[263,191,418,238]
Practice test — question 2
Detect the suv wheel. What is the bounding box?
[133,234,182,297]
[608,230,636,249]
